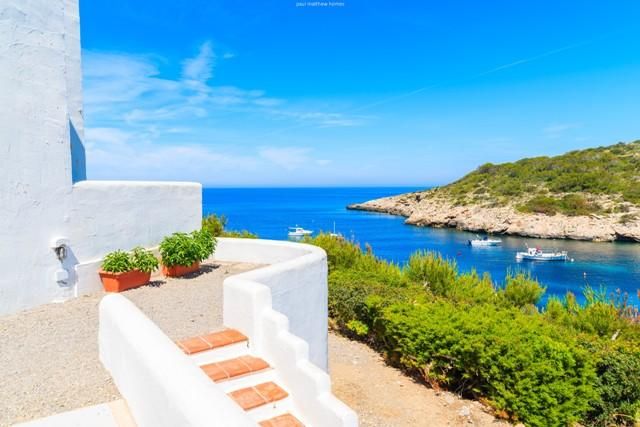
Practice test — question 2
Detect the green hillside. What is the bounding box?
[431,140,640,216]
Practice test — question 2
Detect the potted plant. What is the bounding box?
[99,247,159,292]
[160,229,217,277]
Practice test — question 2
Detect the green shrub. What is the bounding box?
[101,250,134,273]
[405,251,457,296]
[308,232,640,425]
[202,214,257,238]
[585,342,640,426]
[327,268,423,328]
[375,301,597,426]
[102,247,159,273]
[500,271,546,308]
[308,234,362,270]
[160,230,217,268]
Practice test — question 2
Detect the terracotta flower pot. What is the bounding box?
[162,261,200,277]
[99,270,151,293]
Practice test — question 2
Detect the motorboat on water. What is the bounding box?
[468,235,502,247]
[516,247,569,261]
[288,226,313,237]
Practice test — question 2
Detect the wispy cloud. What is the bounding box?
[82,42,360,182]
[543,122,581,138]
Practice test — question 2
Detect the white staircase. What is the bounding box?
[177,329,305,426]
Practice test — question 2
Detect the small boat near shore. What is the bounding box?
[469,235,502,247]
[288,226,313,237]
[516,247,570,262]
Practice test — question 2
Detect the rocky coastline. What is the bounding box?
[348,192,640,243]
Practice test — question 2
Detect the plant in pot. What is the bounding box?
[99,247,159,292]
[160,229,217,277]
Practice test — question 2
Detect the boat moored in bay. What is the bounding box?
[516,247,569,261]
[469,235,502,247]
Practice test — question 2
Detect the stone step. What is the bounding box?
[176,328,248,355]
[228,381,289,411]
[259,414,305,427]
[201,355,270,383]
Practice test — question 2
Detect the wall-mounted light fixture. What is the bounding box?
[51,237,70,262]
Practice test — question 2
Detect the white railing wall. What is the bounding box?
[99,294,254,427]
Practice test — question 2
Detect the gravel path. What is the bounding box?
[0,260,257,427]
[329,332,511,427]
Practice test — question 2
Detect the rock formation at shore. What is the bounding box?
[348,191,640,242]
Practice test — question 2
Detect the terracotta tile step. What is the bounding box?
[259,414,304,427]
[201,355,270,382]
[176,329,247,355]
[228,381,288,411]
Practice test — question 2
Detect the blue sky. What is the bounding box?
[80,1,640,186]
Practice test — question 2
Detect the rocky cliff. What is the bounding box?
[348,191,640,242]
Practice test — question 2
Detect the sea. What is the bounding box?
[203,187,640,306]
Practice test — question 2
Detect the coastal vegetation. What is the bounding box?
[433,140,640,216]
[202,214,258,238]
[309,233,640,426]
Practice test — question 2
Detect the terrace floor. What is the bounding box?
[0,260,258,427]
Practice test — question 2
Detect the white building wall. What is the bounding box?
[0,0,201,315]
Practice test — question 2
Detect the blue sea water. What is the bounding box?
[203,187,640,306]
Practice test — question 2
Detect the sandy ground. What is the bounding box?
[0,260,256,427]
[329,332,511,427]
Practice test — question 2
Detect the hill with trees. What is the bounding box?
[349,141,640,242]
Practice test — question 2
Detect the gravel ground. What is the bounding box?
[329,332,512,427]
[0,260,257,427]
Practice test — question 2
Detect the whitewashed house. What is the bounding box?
[1,1,357,425]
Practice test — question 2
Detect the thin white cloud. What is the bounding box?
[82,42,361,182]
[543,123,581,138]
[182,41,215,83]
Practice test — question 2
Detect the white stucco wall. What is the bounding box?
[214,238,329,370]
[0,0,201,315]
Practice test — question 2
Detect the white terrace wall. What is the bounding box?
[214,238,329,370]
[0,0,201,315]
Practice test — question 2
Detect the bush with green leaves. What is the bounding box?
[101,247,158,273]
[160,230,217,268]
[202,214,258,238]
[373,301,597,426]
[499,271,546,308]
[585,341,640,426]
[308,232,640,425]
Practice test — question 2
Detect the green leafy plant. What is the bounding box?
[500,271,546,308]
[131,247,159,273]
[101,250,134,273]
[160,230,217,268]
[202,214,258,238]
[307,232,640,426]
[102,248,159,273]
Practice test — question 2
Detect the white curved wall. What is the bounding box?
[215,238,329,370]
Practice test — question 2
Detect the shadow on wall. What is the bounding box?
[70,120,86,183]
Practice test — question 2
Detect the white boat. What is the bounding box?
[516,247,569,261]
[468,235,502,247]
[288,226,313,237]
